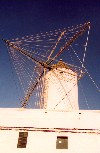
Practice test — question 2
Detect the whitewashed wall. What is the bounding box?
[0,109,100,153]
[0,130,100,153]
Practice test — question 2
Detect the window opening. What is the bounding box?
[17,132,28,148]
[56,136,68,149]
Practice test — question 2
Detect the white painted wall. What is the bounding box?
[0,109,100,128]
[0,108,100,153]
[0,130,100,153]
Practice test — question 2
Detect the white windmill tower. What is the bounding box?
[43,60,79,111]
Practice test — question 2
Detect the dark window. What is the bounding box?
[60,71,63,74]
[17,132,28,148]
[56,136,68,149]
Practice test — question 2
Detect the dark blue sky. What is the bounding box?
[0,0,100,109]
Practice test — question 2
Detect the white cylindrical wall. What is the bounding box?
[43,65,79,111]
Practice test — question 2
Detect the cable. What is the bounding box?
[79,82,90,109]
[82,25,90,68]
[71,46,100,92]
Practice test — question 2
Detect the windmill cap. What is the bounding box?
[51,60,70,69]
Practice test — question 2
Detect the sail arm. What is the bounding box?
[2,39,50,69]
[48,22,90,64]
[47,30,66,61]
[21,71,44,108]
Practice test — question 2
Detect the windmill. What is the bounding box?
[1,22,91,110]
[0,22,100,153]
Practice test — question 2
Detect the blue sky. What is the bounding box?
[0,0,100,109]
